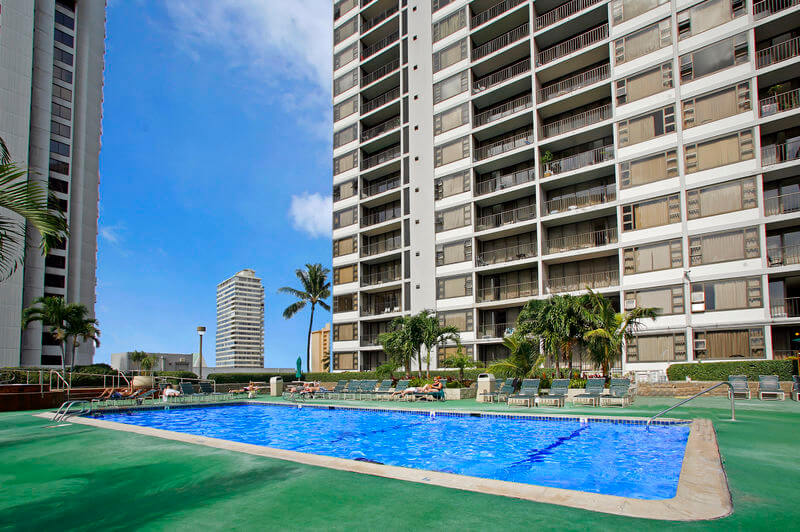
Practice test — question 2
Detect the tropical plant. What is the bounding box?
[129,350,149,372]
[278,263,331,372]
[378,315,420,378]
[418,310,460,379]
[65,306,100,370]
[375,361,398,381]
[21,296,77,371]
[541,150,553,164]
[517,294,589,372]
[582,289,658,377]
[440,345,476,382]
[487,333,544,379]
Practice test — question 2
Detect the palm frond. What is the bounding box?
[277,286,308,299]
[0,136,9,165]
[282,300,306,319]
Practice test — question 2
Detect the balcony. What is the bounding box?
[477,281,538,302]
[361,31,399,60]
[361,204,401,227]
[765,190,800,216]
[472,0,526,29]
[541,103,611,138]
[476,204,536,231]
[361,332,383,347]
[475,164,535,195]
[535,0,605,31]
[536,24,608,67]
[361,116,401,142]
[472,58,531,94]
[362,173,401,198]
[768,244,800,266]
[474,128,534,161]
[472,23,529,61]
[474,93,533,127]
[770,296,800,317]
[361,294,401,317]
[361,58,400,87]
[362,5,399,33]
[477,242,537,266]
[762,141,800,166]
[544,227,618,254]
[544,184,615,214]
[538,63,609,103]
[361,144,401,170]
[754,0,800,20]
[756,36,800,69]
[362,235,402,256]
[477,322,515,339]
[362,86,401,114]
[760,87,800,116]
[541,145,614,177]
[546,269,618,293]
[361,269,401,287]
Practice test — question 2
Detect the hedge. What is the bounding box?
[666,359,797,382]
[206,372,298,384]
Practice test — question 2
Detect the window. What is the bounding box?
[334,0,357,21]
[432,0,456,12]
[333,352,358,370]
[334,42,358,70]
[54,28,74,47]
[432,39,467,72]
[333,294,358,313]
[684,130,753,173]
[45,254,66,269]
[547,256,617,292]
[333,264,358,285]
[437,345,474,365]
[679,33,748,82]
[334,95,358,122]
[52,101,71,120]
[616,62,673,105]
[478,269,537,301]
[625,286,684,315]
[333,150,358,175]
[436,239,472,265]
[479,233,536,265]
[433,103,469,135]
[334,16,358,45]
[545,217,616,253]
[694,328,765,360]
[433,70,469,104]
[611,0,669,24]
[438,309,473,332]
[333,206,357,229]
[691,278,762,311]
[435,204,471,232]
[677,0,745,40]
[44,273,65,288]
[52,84,72,102]
[333,69,358,96]
[53,65,72,83]
[627,333,687,362]
[614,19,671,65]
[434,136,470,167]
[434,170,470,199]
[333,236,357,257]
[622,194,681,231]
[686,177,757,219]
[49,178,69,194]
[433,9,466,42]
[333,323,358,341]
[437,274,472,299]
[619,150,678,188]
[682,82,750,128]
[49,158,69,175]
[53,47,73,66]
[50,139,70,157]
[51,120,70,138]
[333,179,357,202]
[689,227,760,266]
[333,124,357,148]
[56,0,76,10]
[617,105,675,147]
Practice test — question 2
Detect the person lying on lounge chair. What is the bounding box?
[395,377,444,397]
[162,384,182,401]
[108,387,137,399]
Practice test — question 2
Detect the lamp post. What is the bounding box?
[197,326,206,380]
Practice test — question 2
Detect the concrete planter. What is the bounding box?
[444,387,476,400]
[132,376,154,388]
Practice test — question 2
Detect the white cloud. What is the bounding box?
[289,193,332,239]
[99,224,123,244]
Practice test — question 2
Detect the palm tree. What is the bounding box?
[378,315,419,378]
[440,345,476,382]
[21,296,77,372]
[0,135,69,281]
[129,350,149,372]
[418,311,460,379]
[66,307,100,370]
[278,263,331,372]
[582,289,658,377]
[517,295,588,374]
[487,333,544,380]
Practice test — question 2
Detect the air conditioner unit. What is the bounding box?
[624,299,637,310]
[690,292,705,304]
[694,339,707,351]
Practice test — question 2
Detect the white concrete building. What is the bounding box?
[0,0,105,367]
[215,269,265,368]
[330,0,800,373]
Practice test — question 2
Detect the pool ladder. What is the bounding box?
[52,400,91,423]
[647,382,734,426]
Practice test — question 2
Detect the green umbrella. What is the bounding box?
[296,356,303,379]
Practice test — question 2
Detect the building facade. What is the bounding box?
[215,269,265,368]
[330,0,800,372]
[110,352,195,373]
[311,323,331,372]
[0,0,105,367]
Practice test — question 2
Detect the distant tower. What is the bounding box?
[216,269,265,368]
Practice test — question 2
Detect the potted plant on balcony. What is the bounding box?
[541,150,554,177]
[763,84,787,116]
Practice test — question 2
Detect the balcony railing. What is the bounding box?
[476,204,536,231]
[361,269,402,287]
[767,244,800,266]
[474,129,534,161]
[760,87,800,117]
[361,144,401,170]
[538,63,610,103]
[361,58,400,87]
[541,103,612,138]
[361,206,401,226]
[361,116,401,142]
[477,281,538,302]
[475,165,535,195]
[474,94,533,127]
[472,58,531,94]
[544,184,616,214]
[362,173,401,198]
[477,322,515,339]
[765,190,800,216]
[544,227,618,254]
[361,333,382,347]
[762,142,800,166]
[542,145,615,176]
[770,296,800,317]
[472,0,526,28]
[361,31,400,60]
[773,349,800,359]
[477,242,537,266]
[536,0,605,31]
[537,24,608,66]
[362,236,402,256]
[546,269,619,293]
[756,36,800,69]
[362,86,401,114]
[754,0,800,20]
[362,5,399,33]
[361,298,401,317]
[472,23,529,61]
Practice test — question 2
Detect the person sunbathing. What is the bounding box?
[162,384,181,401]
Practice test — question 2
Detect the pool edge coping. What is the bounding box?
[33,406,732,521]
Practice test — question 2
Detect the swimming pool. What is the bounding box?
[98,403,690,500]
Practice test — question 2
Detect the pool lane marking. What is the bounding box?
[512,425,590,465]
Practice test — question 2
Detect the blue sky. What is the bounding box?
[96,1,333,369]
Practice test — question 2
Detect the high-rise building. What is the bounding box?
[216,269,265,368]
[311,323,331,372]
[330,0,800,373]
[0,0,105,367]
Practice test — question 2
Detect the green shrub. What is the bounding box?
[301,369,487,383]
[666,359,797,382]
[156,371,198,380]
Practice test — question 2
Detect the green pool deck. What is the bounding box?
[1,396,798,531]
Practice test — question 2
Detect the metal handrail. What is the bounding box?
[478,322,514,338]
[545,184,616,213]
[756,36,800,69]
[759,87,800,117]
[544,227,618,254]
[546,269,619,292]
[764,190,800,216]
[361,268,402,286]
[537,24,608,66]
[361,173,401,198]
[762,142,800,166]
[477,280,538,302]
[647,382,734,425]
[362,86,401,114]
[754,0,800,20]
[477,242,537,265]
[475,166,535,195]
[541,103,611,138]
[361,116,400,141]
[362,4,399,33]
[362,236,402,256]
[471,0,526,28]
[472,58,531,94]
[361,58,400,87]
[536,0,604,30]
[361,31,400,60]
[538,63,610,102]
[476,204,536,230]
[770,296,800,317]
[474,129,534,161]
[361,207,401,226]
[541,145,615,176]
[474,93,532,127]
[361,145,401,169]
[50,370,70,392]
[767,243,800,266]
[472,23,529,61]
[52,400,91,422]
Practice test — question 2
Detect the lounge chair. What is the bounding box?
[388,379,410,400]
[792,375,799,401]
[342,380,361,400]
[508,379,540,407]
[727,375,751,400]
[480,378,515,403]
[358,380,379,400]
[600,378,632,407]
[540,379,569,407]
[574,378,605,406]
[319,380,347,400]
[370,380,394,400]
[758,375,785,400]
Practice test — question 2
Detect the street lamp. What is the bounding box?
[197,326,206,379]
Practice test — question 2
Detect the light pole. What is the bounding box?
[197,326,206,380]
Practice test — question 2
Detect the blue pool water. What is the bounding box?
[99,404,690,499]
